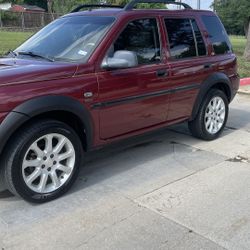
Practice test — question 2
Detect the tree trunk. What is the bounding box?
[47,0,54,20]
[244,18,250,61]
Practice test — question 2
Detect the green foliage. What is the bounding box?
[0,0,25,3]
[51,0,96,14]
[230,36,250,76]
[0,10,18,21]
[51,0,166,14]
[0,0,46,9]
[23,0,48,10]
[213,0,250,35]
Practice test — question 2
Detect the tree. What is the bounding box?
[23,0,48,10]
[0,0,24,3]
[50,0,164,14]
[47,0,52,14]
[213,0,250,36]
[213,0,250,60]
[244,17,250,60]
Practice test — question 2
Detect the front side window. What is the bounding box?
[15,16,115,62]
[201,15,232,55]
[165,18,196,59]
[109,18,161,65]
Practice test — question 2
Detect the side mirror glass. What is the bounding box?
[102,50,138,69]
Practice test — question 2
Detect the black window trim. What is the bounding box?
[102,16,164,68]
[190,19,199,57]
[190,18,208,57]
[164,16,208,61]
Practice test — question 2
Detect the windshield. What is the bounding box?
[15,16,115,62]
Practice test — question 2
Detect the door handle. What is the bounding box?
[156,69,168,77]
[204,63,212,69]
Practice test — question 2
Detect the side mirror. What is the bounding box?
[102,50,138,69]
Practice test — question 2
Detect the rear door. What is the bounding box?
[96,17,171,139]
[163,17,213,121]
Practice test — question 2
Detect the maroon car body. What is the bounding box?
[0,9,239,150]
[0,5,239,202]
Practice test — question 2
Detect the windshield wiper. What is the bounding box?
[6,50,18,58]
[17,51,55,62]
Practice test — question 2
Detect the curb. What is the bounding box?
[240,78,250,86]
[238,89,250,95]
[238,78,250,95]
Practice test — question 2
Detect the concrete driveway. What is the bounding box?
[1,93,250,250]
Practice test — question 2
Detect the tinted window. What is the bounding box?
[191,19,206,56]
[201,15,232,55]
[165,18,196,59]
[112,19,161,64]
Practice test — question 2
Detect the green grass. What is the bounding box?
[230,35,250,78]
[0,31,33,56]
[0,31,249,78]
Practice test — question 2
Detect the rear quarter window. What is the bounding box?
[201,15,232,55]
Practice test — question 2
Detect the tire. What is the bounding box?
[1,119,83,203]
[188,89,229,141]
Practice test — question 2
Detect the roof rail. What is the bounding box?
[71,4,123,13]
[124,0,192,10]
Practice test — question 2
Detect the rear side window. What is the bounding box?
[164,18,206,59]
[113,18,161,65]
[165,18,196,59]
[201,15,232,55]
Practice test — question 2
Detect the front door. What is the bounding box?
[97,18,170,139]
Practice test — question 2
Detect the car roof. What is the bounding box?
[65,8,214,18]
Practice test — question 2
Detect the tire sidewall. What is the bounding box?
[9,121,82,203]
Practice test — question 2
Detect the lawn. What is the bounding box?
[0,31,33,56]
[230,36,250,78]
[0,31,249,78]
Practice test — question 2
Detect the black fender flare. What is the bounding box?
[0,95,93,155]
[190,72,232,121]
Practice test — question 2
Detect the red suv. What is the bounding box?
[0,0,239,202]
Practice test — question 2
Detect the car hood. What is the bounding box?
[0,57,78,86]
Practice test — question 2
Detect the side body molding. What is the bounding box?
[190,72,232,121]
[0,95,93,155]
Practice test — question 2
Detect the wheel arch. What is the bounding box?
[190,72,232,121]
[0,95,94,157]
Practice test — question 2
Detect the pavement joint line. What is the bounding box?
[165,132,232,160]
[75,210,141,249]
[133,199,228,250]
[172,140,247,159]
[134,159,228,201]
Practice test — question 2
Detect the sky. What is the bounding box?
[180,0,213,10]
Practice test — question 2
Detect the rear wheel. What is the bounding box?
[2,119,82,203]
[188,89,229,140]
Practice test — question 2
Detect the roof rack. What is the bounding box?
[71,4,123,13]
[124,0,192,10]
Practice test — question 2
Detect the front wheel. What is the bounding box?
[188,89,229,140]
[2,119,82,203]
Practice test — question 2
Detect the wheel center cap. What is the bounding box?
[44,157,53,167]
